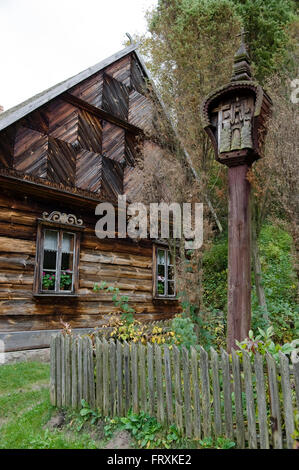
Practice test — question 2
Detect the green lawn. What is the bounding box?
[0,362,101,449]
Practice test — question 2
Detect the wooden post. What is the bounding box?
[227,164,251,351]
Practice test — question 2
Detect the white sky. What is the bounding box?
[0,0,157,111]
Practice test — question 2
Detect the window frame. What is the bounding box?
[153,244,176,299]
[34,220,82,296]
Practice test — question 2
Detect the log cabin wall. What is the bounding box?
[0,48,179,351]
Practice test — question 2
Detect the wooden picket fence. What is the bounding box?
[50,333,299,449]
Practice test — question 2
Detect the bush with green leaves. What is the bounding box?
[170,315,198,350]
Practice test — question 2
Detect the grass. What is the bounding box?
[0,362,101,449]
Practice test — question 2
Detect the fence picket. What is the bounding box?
[231,350,245,448]
[56,334,62,408]
[102,339,110,416]
[71,337,78,409]
[147,344,155,416]
[155,343,165,424]
[221,349,233,440]
[77,336,83,406]
[254,353,269,449]
[210,347,221,438]
[61,335,66,407]
[65,336,71,407]
[173,345,183,433]
[116,340,123,416]
[292,357,299,411]
[266,352,283,449]
[182,347,192,438]
[131,342,139,414]
[123,341,130,414]
[82,336,89,402]
[243,351,257,449]
[50,335,57,406]
[139,344,147,413]
[200,346,211,438]
[279,351,295,449]
[109,341,116,415]
[88,337,95,409]
[190,346,201,439]
[95,337,103,413]
[164,346,173,425]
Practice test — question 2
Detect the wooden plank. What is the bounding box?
[243,351,257,449]
[77,335,83,406]
[88,337,95,409]
[123,341,130,414]
[65,335,71,407]
[82,336,89,403]
[61,334,66,407]
[182,347,192,437]
[164,345,173,425]
[155,344,165,424]
[147,343,155,416]
[254,353,269,449]
[116,340,123,416]
[221,348,233,440]
[50,334,57,406]
[231,349,245,448]
[71,337,78,409]
[102,338,109,416]
[190,346,201,439]
[95,337,103,412]
[292,357,299,411]
[139,343,147,413]
[109,341,116,415]
[131,342,139,414]
[200,346,211,438]
[266,352,283,449]
[210,347,222,438]
[279,351,295,449]
[56,334,62,408]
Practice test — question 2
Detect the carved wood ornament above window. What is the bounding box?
[34,211,84,296]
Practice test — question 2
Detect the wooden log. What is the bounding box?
[50,334,57,406]
[210,347,222,438]
[164,345,173,425]
[155,343,165,424]
[139,343,147,413]
[266,352,283,449]
[254,353,269,449]
[56,334,62,407]
[123,341,130,414]
[231,349,245,448]
[200,346,211,438]
[182,347,192,438]
[147,343,155,416]
[173,345,183,433]
[190,346,201,439]
[221,348,233,440]
[71,336,78,409]
[116,340,123,416]
[279,351,295,449]
[102,338,109,416]
[243,351,257,449]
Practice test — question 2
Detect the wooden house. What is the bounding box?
[0,44,179,353]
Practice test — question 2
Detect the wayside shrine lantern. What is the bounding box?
[202,30,272,351]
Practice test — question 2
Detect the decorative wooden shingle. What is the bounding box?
[75,149,102,193]
[77,111,102,154]
[101,156,124,198]
[131,56,147,94]
[129,90,153,134]
[69,71,103,108]
[47,99,78,145]
[105,55,131,87]
[47,137,76,186]
[102,73,129,121]
[13,126,48,177]
[102,121,125,163]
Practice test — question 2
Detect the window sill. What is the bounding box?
[153,296,178,303]
[34,293,79,298]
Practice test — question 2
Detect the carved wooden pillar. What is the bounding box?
[202,31,272,351]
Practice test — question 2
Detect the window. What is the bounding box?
[154,246,175,298]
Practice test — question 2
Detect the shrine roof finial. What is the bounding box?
[232,27,252,81]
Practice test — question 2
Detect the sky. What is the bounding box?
[0,0,157,111]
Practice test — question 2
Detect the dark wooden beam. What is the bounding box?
[63,92,144,136]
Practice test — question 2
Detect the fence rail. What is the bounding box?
[50,333,299,449]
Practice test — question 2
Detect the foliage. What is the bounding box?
[170,314,198,350]
[198,436,235,449]
[94,281,135,325]
[60,271,72,289]
[235,326,299,362]
[77,399,101,431]
[42,272,55,289]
